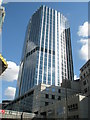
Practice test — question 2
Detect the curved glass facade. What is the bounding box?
[15,5,74,98]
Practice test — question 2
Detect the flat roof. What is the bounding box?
[80,59,90,71]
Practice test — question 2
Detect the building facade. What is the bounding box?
[80,59,90,96]
[5,84,89,119]
[5,84,78,114]
[15,5,74,98]
[38,94,88,119]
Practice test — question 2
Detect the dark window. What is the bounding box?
[84,73,85,77]
[45,94,49,99]
[45,102,49,106]
[58,96,61,100]
[83,80,86,86]
[58,89,61,93]
[49,50,51,54]
[68,103,78,111]
[75,104,78,109]
[80,76,82,79]
[71,105,72,108]
[52,95,55,99]
[45,49,47,53]
[76,115,79,118]
[73,115,79,119]
[73,104,75,108]
[84,88,87,93]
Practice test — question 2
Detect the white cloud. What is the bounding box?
[77,21,88,61]
[79,39,88,61]
[77,21,88,37]
[74,75,79,80]
[4,87,16,99]
[79,38,88,44]
[0,61,19,82]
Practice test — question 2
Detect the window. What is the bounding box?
[75,104,78,109]
[58,89,61,93]
[83,73,85,77]
[46,88,49,91]
[76,115,79,118]
[58,96,61,100]
[52,95,55,99]
[73,104,75,108]
[84,88,87,93]
[68,103,78,111]
[45,94,49,99]
[80,76,82,79]
[52,88,55,92]
[45,102,49,106]
[83,80,86,86]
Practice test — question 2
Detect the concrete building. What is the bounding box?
[1,100,11,109]
[15,5,74,98]
[38,94,88,119]
[4,83,78,114]
[80,59,90,119]
[4,60,90,119]
[61,78,81,92]
[80,59,90,96]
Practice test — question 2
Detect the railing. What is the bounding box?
[0,109,36,119]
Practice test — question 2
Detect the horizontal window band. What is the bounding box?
[26,47,39,58]
[26,46,55,58]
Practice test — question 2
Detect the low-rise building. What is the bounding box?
[4,60,90,119]
[80,59,90,96]
[39,94,89,119]
[4,83,78,114]
[61,78,81,92]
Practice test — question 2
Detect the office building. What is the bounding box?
[80,59,90,96]
[15,5,74,98]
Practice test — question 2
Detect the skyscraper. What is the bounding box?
[15,5,74,98]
